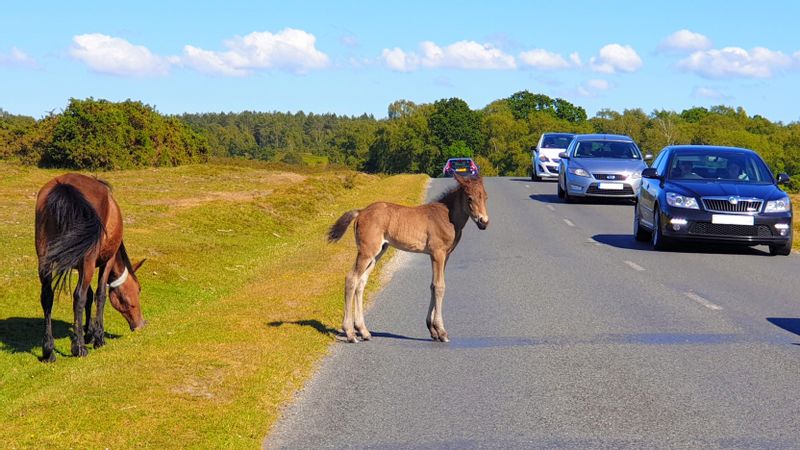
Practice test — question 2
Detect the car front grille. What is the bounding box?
[586,185,635,195]
[689,222,773,237]
[702,198,763,214]
[593,173,628,181]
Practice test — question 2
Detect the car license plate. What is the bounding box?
[598,182,624,190]
[456,168,467,172]
[711,214,754,225]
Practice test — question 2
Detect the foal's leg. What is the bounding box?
[91,263,112,348]
[38,270,56,362]
[427,250,448,342]
[343,252,373,343]
[71,261,95,357]
[354,243,389,341]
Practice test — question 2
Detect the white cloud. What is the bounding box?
[658,29,713,53]
[569,52,582,67]
[590,44,643,73]
[518,49,570,70]
[0,47,38,68]
[679,46,792,78]
[70,33,171,76]
[382,47,419,72]
[182,45,247,76]
[577,79,612,97]
[181,28,330,76]
[382,40,516,71]
[692,86,730,99]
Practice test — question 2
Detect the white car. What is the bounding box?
[532,133,575,181]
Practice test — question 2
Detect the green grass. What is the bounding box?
[0,160,428,448]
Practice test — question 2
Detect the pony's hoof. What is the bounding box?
[41,352,56,363]
[71,344,88,357]
[93,334,106,349]
[356,329,372,341]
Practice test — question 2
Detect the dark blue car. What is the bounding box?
[635,145,793,255]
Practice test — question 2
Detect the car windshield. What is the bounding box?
[668,152,773,183]
[541,134,574,149]
[573,141,641,159]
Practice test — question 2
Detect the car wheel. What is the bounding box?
[531,167,539,182]
[651,206,670,250]
[557,178,565,199]
[769,233,793,256]
[633,203,650,242]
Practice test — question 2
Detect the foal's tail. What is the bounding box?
[327,210,359,243]
[41,182,105,293]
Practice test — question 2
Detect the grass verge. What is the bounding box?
[0,160,428,448]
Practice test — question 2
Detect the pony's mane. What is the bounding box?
[118,241,138,282]
[432,184,463,204]
[94,177,113,191]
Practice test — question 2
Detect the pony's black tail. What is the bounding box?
[41,182,105,294]
[327,210,359,243]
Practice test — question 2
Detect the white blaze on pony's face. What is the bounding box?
[455,174,489,230]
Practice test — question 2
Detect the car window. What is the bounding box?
[542,135,574,149]
[667,152,773,183]
[654,150,670,175]
[574,141,641,159]
[650,150,666,171]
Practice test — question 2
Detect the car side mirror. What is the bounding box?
[558,152,569,160]
[777,173,790,184]
[641,168,660,179]
[644,153,654,161]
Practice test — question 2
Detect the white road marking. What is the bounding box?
[546,205,555,212]
[563,218,575,227]
[585,238,602,246]
[623,260,645,271]
[525,185,531,189]
[684,292,723,311]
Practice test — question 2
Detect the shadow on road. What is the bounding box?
[528,193,562,204]
[508,178,558,183]
[369,331,431,342]
[592,233,772,256]
[268,319,338,337]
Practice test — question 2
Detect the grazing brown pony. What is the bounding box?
[35,173,145,362]
[328,174,489,343]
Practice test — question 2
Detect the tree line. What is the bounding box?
[2,93,799,188]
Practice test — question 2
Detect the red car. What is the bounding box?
[443,158,479,177]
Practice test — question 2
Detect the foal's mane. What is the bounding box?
[433,181,467,205]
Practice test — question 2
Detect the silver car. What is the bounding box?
[557,134,652,202]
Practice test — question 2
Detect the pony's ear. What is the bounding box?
[132,259,147,273]
[453,173,467,185]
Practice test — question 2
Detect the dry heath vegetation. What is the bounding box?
[0,160,427,448]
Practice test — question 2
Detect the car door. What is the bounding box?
[639,148,669,227]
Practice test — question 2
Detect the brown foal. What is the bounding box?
[328,174,489,343]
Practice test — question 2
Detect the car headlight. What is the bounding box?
[568,167,590,177]
[630,171,642,180]
[764,196,791,213]
[538,155,550,162]
[666,192,699,209]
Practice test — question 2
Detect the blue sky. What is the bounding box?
[2,1,800,122]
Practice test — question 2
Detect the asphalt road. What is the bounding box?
[264,177,800,449]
